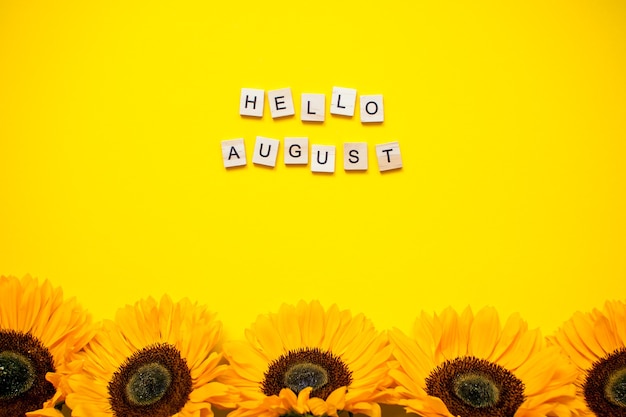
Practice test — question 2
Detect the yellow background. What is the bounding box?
[1,0,625,342]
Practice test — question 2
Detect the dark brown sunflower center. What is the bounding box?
[453,372,500,408]
[108,343,192,417]
[262,347,352,400]
[606,368,626,406]
[125,362,172,406]
[584,347,626,415]
[425,356,525,417]
[284,363,329,393]
[0,351,35,399]
[0,330,56,416]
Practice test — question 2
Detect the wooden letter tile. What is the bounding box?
[330,86,357,117]
[343,142,368,171]
[311,145,336,173]
[222,139,247,168]
[268,87,295,118]
[375,141,402,172]
[360,94,384,123]
[300,93,325,122]
[284,137,309,165]
[239,88,264,117]
[252,136,280,167]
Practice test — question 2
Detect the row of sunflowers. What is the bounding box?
[1,275,624,417]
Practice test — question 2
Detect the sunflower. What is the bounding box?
[388,306,583,417]
[550,300,626,416]
[65,295,238,417]
[0,275,94,417]
[219,300,393,417]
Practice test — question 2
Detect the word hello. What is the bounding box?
[240,87,383,123]
[221,137,402,172]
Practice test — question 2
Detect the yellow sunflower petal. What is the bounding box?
[489,312,525,363]
[223,340,269,383]
[497,327,542,371]
[389,368,423,397]
[325,386,347,412]
[402,396,453,417]
[468,306,500,359]
[276,303,302,349]
[319,304,343,351]
[605,300,626,343]
[308,397,331,416]
[298,300,325,348]
[436,306,473,361]
[549,325,591,371]
[570,311,607,359]
[252,313,286,359]
[347,333,389,376]
[349,401,381,417]
[592,315,618,356]
[189,381,240,409]
[25,408,64,417]
[388,328,433,381]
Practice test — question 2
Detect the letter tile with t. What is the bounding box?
[375,141,402,172]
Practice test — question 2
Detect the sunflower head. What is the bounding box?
[66,295,238,417]
[220,300,393,417]
[107,342,194,416]
[0,275,94,417]
[550,300,626,416]
[388,306,583,417]
[424,356,526,416]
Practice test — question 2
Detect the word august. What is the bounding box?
[222,137,402,172]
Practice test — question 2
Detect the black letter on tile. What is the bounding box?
[348,149,360,164]
[316,151,329,164]
[289,144,302,158]
[244,95,257,109]
[336,94,346,109]
[258,143,272,158]
[365,101,378,115]
[381,148,393,163]
[274,96,286,111]
[228,146,240,160]
[307,101,316,114]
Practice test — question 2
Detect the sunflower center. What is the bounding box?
[453,372,500,408]
[0,330,56,416]
[584,347,626,415]
[284,363,329,394]
[425,356,525,417]
[125,362,172,406]
[108,343,193,417]
[605,367,626,406]
[262,347,352,400]
[0,351,36,400]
